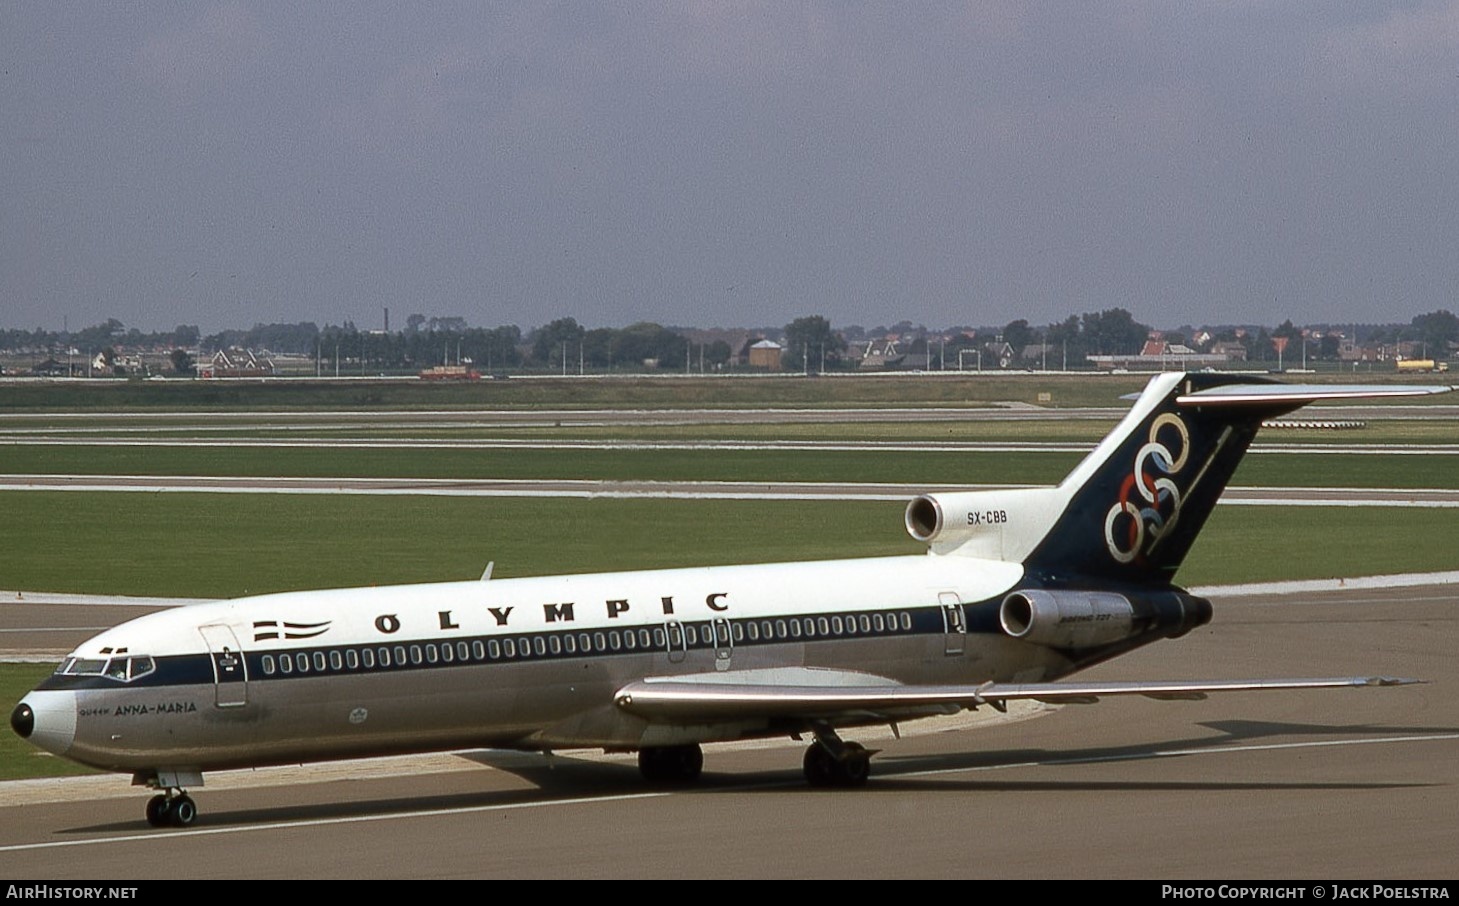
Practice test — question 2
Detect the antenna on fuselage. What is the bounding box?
[480,561,494,581]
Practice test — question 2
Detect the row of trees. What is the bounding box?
[5,309,1456,372]
[0,319,201,354]
[528,318,733,371]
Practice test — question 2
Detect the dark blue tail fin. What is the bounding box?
[905,372,1448,586]
[1024,372,1276,585]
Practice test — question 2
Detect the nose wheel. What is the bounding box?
[144,791,197,828]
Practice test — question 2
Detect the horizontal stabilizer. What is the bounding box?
[614,674,1419,722]
[1174,383,1451,406]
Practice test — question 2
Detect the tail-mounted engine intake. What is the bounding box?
[904,488,1064,561]
[999,588,1212,649]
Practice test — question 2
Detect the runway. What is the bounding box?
[2,474,1457,506]
[2,583,1455,878]
[3,401,1457,428]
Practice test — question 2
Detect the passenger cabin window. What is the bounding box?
[236,604,933,686]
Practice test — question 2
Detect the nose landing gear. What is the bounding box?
[144,790,197,828]
[135,770,204,828]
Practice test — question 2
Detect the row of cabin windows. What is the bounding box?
[257,610,919,678]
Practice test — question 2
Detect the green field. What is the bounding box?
[4,418,1455,446]
[2,490,1455,599]
[0,492,920,597]
[1,371,1452,412]
[0,374,1145,410]
[2,442,1456,488]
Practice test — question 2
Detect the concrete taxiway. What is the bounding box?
[1,582,1454,878]
[3,474,1458,506]
[3,401,1457,428]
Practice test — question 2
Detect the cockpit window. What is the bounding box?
[59,655,155,682]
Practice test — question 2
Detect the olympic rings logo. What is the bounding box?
[1104,413,1191,564]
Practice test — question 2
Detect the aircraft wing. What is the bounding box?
[613,668,1418,723]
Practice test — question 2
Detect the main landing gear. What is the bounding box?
[638,744,704,783]
[803,727,873,788]
[635,729,876,789]
[144,790,198,828]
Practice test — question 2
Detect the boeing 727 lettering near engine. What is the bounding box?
[9,373,1450,827]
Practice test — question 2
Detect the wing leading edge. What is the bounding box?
[613,671,1419,723]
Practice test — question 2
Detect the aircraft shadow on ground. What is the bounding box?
[59,719,1453,834]
[867,718,1456,793]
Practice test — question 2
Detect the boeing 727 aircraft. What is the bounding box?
[10,372,1450,828]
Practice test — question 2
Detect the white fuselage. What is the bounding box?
[23,553,1081,774]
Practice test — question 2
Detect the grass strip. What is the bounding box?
[3,443,1457,488]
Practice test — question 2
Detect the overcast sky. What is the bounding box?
[4,3,1457,334]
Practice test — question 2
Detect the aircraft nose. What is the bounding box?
[11,692,77,757]
[10,702,34,738]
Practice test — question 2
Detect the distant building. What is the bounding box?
[1088,339,1231,370]
[747,339,783,371]
[1020,343,1055,367]
[858,338,904,369]
[983,341,1015,369]
[1210,341,1247,362]
[1340,340,1420,364]
[204,349,275,378]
